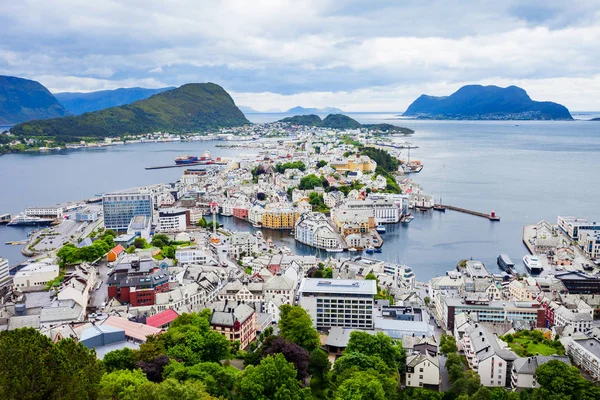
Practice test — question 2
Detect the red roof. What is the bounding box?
[146,309,179,328]
[110,244,125,255]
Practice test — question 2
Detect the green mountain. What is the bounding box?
[54,87,175,115]
[404,85,573,120]
[0,75,69,125]
[280,114,322,126]
[11,83,250,139]
[320,114,362,129]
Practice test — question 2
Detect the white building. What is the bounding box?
[558,216,600,241]
[554,305,593,333]
[295,212,344,250]
[565,337,600,381]
[156,208,188,233]
[405,353,440,388]
[298,278,377,329]
[176,248,214,265]
[228,232,259,259]
[13,260,60,289]
[508,278,540,301]
[462,324,518,387]
[248,205,265,226]
[510,355,571,389]
[24,205,64,219]
[0,258,9,285]
[344,198,400,224]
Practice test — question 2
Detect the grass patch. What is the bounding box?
[502,331,564,357]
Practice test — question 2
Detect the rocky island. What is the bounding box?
[403,85,573,120]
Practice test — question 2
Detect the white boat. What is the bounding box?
[7,214,54,226]
[348,247,358,252]
[365,245,375,254]
[376,225,386,233]
[523,255,543,274]
[326,248,344,253]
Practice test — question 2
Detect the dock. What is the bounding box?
[145,162,226,170]
[5,241,27,245]
[439,205,500,221]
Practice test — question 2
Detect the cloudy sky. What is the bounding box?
[1,0,599,111]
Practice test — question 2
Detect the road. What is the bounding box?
[90,260,110,308]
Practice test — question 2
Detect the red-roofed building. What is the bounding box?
[107,245,125,262]
[146,309,179,329]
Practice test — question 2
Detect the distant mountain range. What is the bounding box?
[404,85,573,120]
[286,106,344,114]
[11,83,249,139]
[0,75,69,124]
[54,87,175,115]
[279,113,413,134]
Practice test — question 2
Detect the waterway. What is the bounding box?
[1,114,599,281]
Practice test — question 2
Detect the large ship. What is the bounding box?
[523,255,543,274]
[7,214,54,226]
[175,155,200,165]
[497,254,515,274]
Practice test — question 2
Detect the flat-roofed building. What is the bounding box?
[299,278,377,329]
[13,260,59,289]
[565,337,600,381]
[103,191,153,231]
[156,208,188,233]
[558,216,600,241]
[25,205,63,219]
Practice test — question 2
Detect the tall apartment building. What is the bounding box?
[261,208,299,229]
[298,278,377,329]
[103,191,153,231]
[0,258,10,285]
[156,208,188,232]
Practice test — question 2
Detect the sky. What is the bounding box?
[1,0,599,112]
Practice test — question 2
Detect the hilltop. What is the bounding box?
[278,113,414,134]
[54,87,175,115]
[0,75,69,125]
[11,83,250,140]
[404,85,573,120]
[286,106,344,114]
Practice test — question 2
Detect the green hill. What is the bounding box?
[404,85,572,120]
[54,87,175,115]
[11,83,249,139]
[0,75,69,125]
[280,114,322,126]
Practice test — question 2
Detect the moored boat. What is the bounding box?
[376,225,386,233]
[497,254,515,273]
[175,155,200,165]
[523,255,543,274]
[7,214,54,226]
[326,248,344,253]
[365,245,375,254]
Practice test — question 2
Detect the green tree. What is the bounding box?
[236,354,309,400]
[279,305,320,351]
[299,174,324,190]
[345,331,405,372]
[0,328,54,399]
[316,160,327,168]
[445,352,466,383]
[424,296,431,307]
[535,360,600,399]
[134,237,147,249]
[163,360,238,398]
[309,348,332,381]
[439,334,458,356]
[103,347,137,372]
[98,369,149,400]
[334,371,386,400]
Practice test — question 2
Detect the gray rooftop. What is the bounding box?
[299,278,377,295]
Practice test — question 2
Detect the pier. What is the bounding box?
[5,241,27,245]
[439,205,500,221]
[145,162,226,170]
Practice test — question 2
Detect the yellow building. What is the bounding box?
[330,155,377,173]
[261,209,299,229]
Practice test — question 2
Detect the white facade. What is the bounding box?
[565,337,600,381]
[554,305,593,333]
[405,353,440,388]
[13,261,59,288]
[298,278,377,329]
[228,232,259,258]
[248,206,265,225]
[0,258,9,285]
[156,208,187,233]
[25,206,64,219]
[344,199,400,224]
[176,248,212,265]
[295,212,344,250]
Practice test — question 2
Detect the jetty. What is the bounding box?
[439,205,500,221]
[145,162,226,170]
[5,241,27,245]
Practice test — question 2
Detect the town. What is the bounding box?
[1,123,600,399]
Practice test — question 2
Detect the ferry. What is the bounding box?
[523,255,543,274]
[365,246,375,254]
[7,214,54,226]
[497,254,515,273]
[0,214,11,224]
[376,225,386,234]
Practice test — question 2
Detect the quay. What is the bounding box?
[439,205,500,221]
[145,162,226,170]
[5,241,27,245]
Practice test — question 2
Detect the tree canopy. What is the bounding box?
[279,305,321,352]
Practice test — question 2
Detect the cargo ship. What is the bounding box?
[175,155,200,165]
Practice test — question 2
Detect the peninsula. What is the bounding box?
[404,84,573,120]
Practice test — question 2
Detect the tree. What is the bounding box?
[445,352,466,383]
[535,360,600,399]
[279,305,320,351]
[103,348,137,373]
[163,360,238,398]
[236,354,309,400]
[309,348,332,381]
[162,245,176,259]
[137,354,171,382]
[439,334,458,356]
[334,371,386,400]
[134,237,147,249]
[345,331,405,372]
[299,174,324,190]
[262,336,311,380]
[98,369,149,400]
[0,328,54,399]
[126,245,136,254]
[424,296,431,307]
[316,160,327,168]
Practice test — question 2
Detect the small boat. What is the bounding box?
[523,255,543,274]
[376,225,386,233]
[348,247,358,252]
[326,248,344,253]
[252,223,262,228]
[433,195,445,212]
[374,247,382,253]
[401,215,414,224]
[365,246,375,254]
